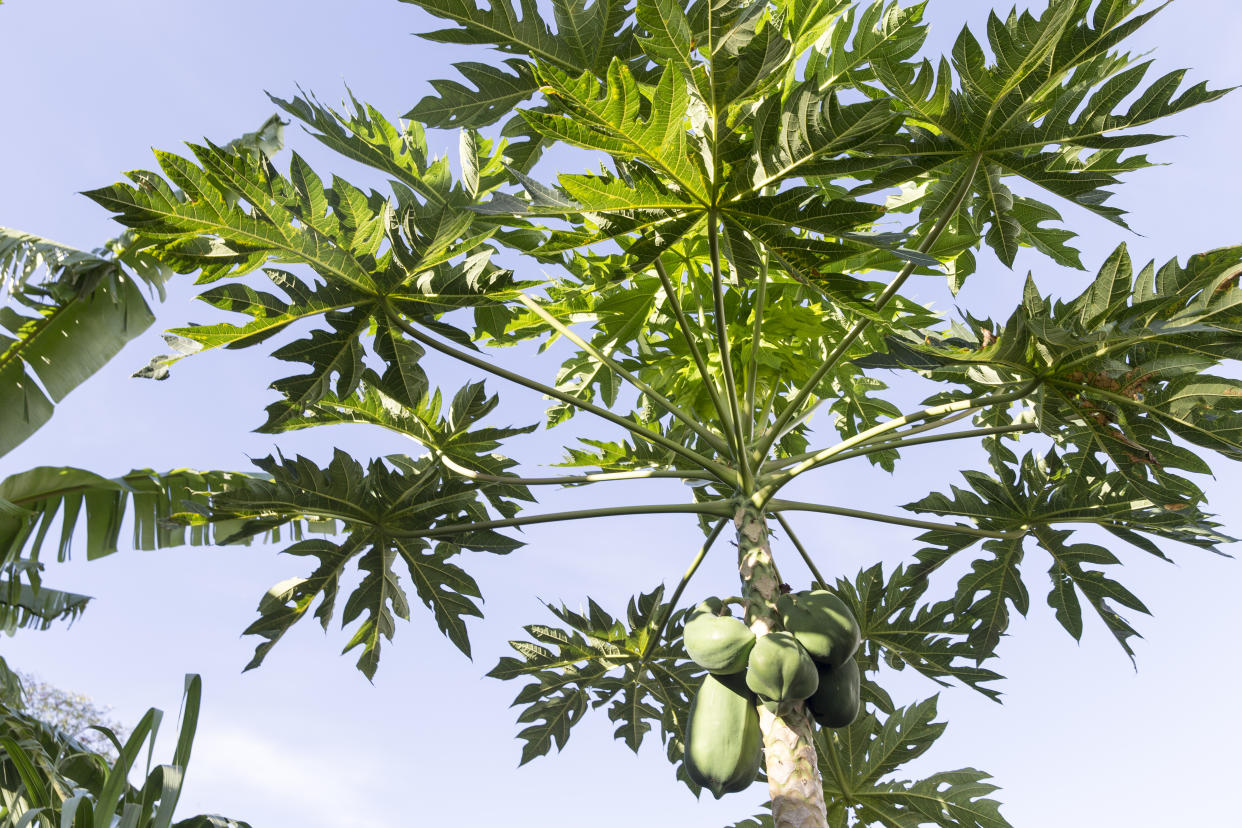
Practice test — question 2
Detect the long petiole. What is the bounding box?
[640,518,729,660]
[762,408,976,473]
[802,423,1037,468]
[773,513,829,590]
[515,293,732,456]
[436,453,719,486]
[745,252,769,443]
[754,153,985,462]
[709,218,752,490]
[758,379,1042,501]
[386,311,738,485]
[653,257,736,449]
[763,419,1030,475]
[390,501,735,540]
[767,499,1023,540]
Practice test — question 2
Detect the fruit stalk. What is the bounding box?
[735,501,828,828]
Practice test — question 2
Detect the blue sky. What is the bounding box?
[2,1,1241,825]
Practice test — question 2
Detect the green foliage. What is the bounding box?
[9,0,1239,824]
[210,439,529,678]
[486,587,705,785]
[13,673,127,759]
[814,697,1010,828]
[0,466,282,633]
[0,228,166,458]
[729,697,1010,828]
[0,675,251,828]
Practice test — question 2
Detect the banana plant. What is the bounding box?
[10,1,1241,826]
[0,674,250,828]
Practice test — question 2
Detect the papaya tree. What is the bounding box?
[3,1,1240,826]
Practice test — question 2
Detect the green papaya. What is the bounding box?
[744,631,818,704]
[688,596,723,620]
[777,590,861,666]
[683,672,763,799]
[806,656,860,729]
[684,600,755,675]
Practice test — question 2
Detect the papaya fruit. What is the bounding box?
[684,600,755,675]
[806,656,860,729]
[744,631,818,704]
[777,590,861,666]
[688,596,723,620]
[683,672,763,799]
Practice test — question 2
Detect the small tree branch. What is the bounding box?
[773,513,828,590]
[754,153,985,462]
[766,499,1023,539]
[640,518,729,659]
[385,310,738,484]
[514,293,732,455]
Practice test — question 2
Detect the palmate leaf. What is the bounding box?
[804,0,929,91]
[835,564,1003,701]
[210,448,525,678]
[865,0,1232,276]
[487,587,705,790]
[906,445,1232,661]
[399,0,645,169]
[272,88,513,211]
[812,698,1011,828]
[86,132,518,432]
[264,376,537,515]
[526,60,712,204]
[859,243,1242,508]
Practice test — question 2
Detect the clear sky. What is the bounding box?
[1,1,1240,826]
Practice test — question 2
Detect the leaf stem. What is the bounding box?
[709,217,753,490]
[765,422,1036,474]
[758,379,1041,502]
[385,311,738,484]
[773,513,828,590]
[640,518,729,660]
[389,501,735,539]
[435,454,718,486]
[754,153,985,462]
[745,251,769,443]
[653,257,737,447]
[766,499,1023,540]
[514,293,732,456]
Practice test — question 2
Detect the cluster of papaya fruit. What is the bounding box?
[681,591,862,798]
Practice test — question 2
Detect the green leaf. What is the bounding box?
[816,697,1012,828]
[867,1,1231,282]
[906,444,1231,661]
[217,449,526,677]
[0,673,249,827]
[409,60,540,130]
[0,580,91,633]
[487,587,704,790]
[836,564,1004,700]
[0,229,164,458]
[527,60,711,203]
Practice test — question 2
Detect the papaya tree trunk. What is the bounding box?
[736,502,828,828]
